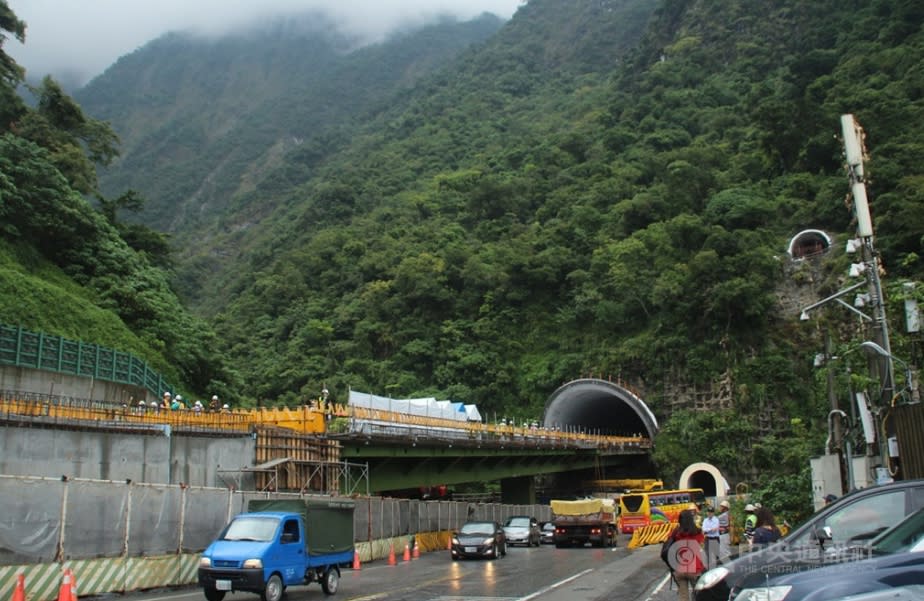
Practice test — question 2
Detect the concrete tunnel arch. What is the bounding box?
[542,378,658,439]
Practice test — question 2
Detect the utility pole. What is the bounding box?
[841,114,897,406]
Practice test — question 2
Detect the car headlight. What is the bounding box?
[451,537,460,545]
[694,566,729,591]
[199,557,212,568]
[242,559,263,569]
[734,586,792,601]
[483,537,495,546]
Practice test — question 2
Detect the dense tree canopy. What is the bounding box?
[0,0,235,399]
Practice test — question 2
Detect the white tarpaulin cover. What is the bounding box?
[348,390,482,422]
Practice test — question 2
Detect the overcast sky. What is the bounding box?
[7,0,524,86]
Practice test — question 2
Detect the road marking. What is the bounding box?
[430,598,519,601]
[644,573,672,601]
[516,568,594,601]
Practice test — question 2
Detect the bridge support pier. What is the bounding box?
[500,475,535,505]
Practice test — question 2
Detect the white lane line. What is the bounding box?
[516,568,595,601]
[644,573,672,601]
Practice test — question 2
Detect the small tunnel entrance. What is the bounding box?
[787,229,831,259]
[542,378,658,439]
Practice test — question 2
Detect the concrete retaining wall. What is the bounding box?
[0,366,150,404]
[0,426,254,488]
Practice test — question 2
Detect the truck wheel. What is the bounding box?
[262,574,284,601]
[321,567,340,595]
[204,588,226,601]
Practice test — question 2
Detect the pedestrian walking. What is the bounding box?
[662,509,706,601]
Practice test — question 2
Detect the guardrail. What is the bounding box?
[0,324,172,399]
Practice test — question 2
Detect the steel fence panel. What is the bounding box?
[354,497,371,542]
[127,483,180,556]
[0,476,62,564]
[64,479,128,559]
[182,487,232,552]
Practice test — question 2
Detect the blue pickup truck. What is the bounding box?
[198,498,355,601]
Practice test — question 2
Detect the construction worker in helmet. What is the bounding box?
[744,503,758,543]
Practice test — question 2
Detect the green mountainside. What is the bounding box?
[4,0,924,516]
[76,13,506,236]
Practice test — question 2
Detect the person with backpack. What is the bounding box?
[661,509,706,601]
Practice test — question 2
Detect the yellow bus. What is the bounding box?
[617,487,706,533]
[581,478,664,492]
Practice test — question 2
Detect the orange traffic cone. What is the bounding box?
[412,544,420,559]
[12,573,25,601]
[447,534,452,550]
[352,550,361,570]
[69,569,78,601]
[57,569,72,601]
[387,543,397,566]
[403,543,411,561]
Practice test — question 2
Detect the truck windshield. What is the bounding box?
[222,517,279,542]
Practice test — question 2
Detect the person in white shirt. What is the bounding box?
[701,505,720,569]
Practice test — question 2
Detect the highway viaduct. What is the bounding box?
[336,378,659,502]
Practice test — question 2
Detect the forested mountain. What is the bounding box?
[4,0,924,518]
[76,13,506,237]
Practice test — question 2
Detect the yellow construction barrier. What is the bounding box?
[627,522,674,549]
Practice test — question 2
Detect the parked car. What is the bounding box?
[694,479,924,601]
[450,521,507,560]
[732,506,924,601]
[835,585,924,601]
[503,515,540,547]
[540,521,556,544]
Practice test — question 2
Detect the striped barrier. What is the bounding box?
[627,522,674,549]
[0,555,201,601]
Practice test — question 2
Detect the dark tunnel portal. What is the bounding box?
[542,378,658,439]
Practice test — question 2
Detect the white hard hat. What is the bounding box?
[212,395,219,401]
[176,395,182,401]
[223,404,230,409]
[719,500,730,509]
[745,503,756,512]
[163,391,171,397]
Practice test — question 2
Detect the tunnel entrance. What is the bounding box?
[542,378,658,439]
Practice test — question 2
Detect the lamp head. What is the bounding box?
[860,340,890,358]
[800,310,810,321]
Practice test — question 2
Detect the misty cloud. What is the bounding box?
[7,0,523,86]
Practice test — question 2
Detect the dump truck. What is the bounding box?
[551,498,618,547]
[198,498,354,601]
